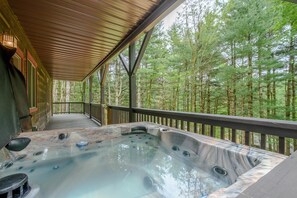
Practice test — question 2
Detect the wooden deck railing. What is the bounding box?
[85,103,102,124]
[107,105,297,155]
[52,102,84,114]
[51,103,297,154]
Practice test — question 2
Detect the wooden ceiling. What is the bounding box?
[8,0,183,81]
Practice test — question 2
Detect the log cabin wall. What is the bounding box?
[0,0,52,130]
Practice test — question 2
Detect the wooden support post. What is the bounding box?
[100,64,108,125]
[118,28,154,123]
[89,77,92,119]
[82,81,86,114]
[129,42,136,122]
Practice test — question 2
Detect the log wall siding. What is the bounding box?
[0,0,52,130]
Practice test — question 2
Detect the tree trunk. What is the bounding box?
[272,68,276,117]
[207,79,211,114]
[247,34,253,117]
[266,68,271,118]
[258,46,263,118]
[231,41,237,115]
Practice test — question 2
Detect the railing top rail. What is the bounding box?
[129,107,297,138]
[108,105,130,111]
[53,102,84,104]
[132,107,297,127]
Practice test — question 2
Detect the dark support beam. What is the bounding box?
[119,54,129,74]
[117,29,154,123]
[132,28,154,74]
[129,42,136,122]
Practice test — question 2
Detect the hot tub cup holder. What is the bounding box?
[212,166,228,176]
[76,141,89,148]
[172,145,180,151]
[160,128,169,132]
[58,133,68,140]
[1,160,13,169]
[15,154,27,161]
[182,150,191,157]
[33,151,44,156]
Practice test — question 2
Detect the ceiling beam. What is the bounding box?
[83,0,185,81]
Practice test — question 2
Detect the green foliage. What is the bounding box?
[54,0,297,122]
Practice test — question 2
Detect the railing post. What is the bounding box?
[107,106,112,125]
[82,81,86,115]
[68,102,70,114]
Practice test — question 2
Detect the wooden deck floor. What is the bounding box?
[45,114,100,130]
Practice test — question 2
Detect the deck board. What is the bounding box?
[45,114,99,130]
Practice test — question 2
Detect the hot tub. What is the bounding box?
[0,122,286,198]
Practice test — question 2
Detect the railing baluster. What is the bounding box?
[194,123,197,133]
[166,118,168,126]
[261,134,266,150]
[187,122,190,131]
[181,121,184,130]
[175,120,178,129]
[245,131,250,146]
[202,124,205,135]
[170,119,173,127]
[279,136,285,154]
[232,129,236,143]
[220,127,224,140]
[210,125,214,137]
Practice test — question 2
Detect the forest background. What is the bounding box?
[53,0,297,122]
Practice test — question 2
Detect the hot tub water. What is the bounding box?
[1,133,229,198]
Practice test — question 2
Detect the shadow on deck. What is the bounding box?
[45,114,100,130]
